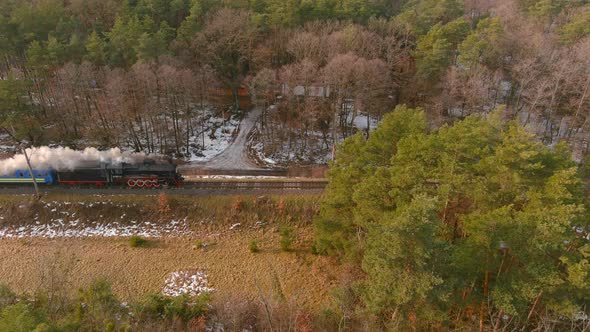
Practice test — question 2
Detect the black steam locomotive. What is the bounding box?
[1,159,182,188]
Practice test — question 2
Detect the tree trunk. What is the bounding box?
[480,270,489,332]
[228,83,239,113]
[23,148,40,200]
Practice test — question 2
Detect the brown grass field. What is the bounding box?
[0,193,342,311]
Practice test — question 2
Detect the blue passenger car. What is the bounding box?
[0,169,55,184]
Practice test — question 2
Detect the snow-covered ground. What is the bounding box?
[0,219,190,238]
[202,107,263,169]
[0,133,16,154]
[0,199,191,238]
[186,113,240,162]
[251,109,379,167]
[0,107,242,164]
[353,114,379,131]
[251,135,333,166]
[162,270,214,297]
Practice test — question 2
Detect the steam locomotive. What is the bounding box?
[0,159,182,188]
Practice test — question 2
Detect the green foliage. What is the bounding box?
[458,17,505,68]
[528,0,561,19]
[0,280,212,331]
[394,0,464,37]
[136,293,209,323]
[0,284,16,310]
[251,0,392,26]
[314,105,428,257]
[9,0,65,47]
[316,106,589,327]
[108,15,151,67]
[558,8,590,44]
[26,41,48,70]
[76,279,122,330]
[84,31,107,65]
[520,0,586,18]
[279,226,295,251]
[194,239,204,249]
[0,75,43,144]
[414,20,467,81]
[0,303,46,332]
[129,235,149,247]
[136,21,174,62]
[361,195,446,325]
[46,36,66,67]
[249,240,260,253]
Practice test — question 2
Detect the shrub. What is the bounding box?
[194,240,204,249]
[310,244,319,255]
[249,240,259,253]
[276,199,286,214]
[0,284,16,310]
[0,303,45,332]
[279,227,294,252]
[138,293,210,323]
[157,193,171,215]
[76,279,124,331]
[129,235,149,248]
[232,198,244,213]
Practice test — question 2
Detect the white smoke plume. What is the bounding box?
[0,147,149,175]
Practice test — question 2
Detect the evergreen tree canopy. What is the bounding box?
[314,105,590,329]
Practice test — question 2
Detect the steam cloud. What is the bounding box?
[0,147,149,175]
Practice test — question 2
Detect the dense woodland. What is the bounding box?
[0,0,588,159]
[0,1,589,330]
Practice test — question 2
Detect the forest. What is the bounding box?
[0,0,588,162]
[0,0,589,330]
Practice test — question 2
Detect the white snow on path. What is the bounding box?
[181,107,263,171]
[187,115,240,162]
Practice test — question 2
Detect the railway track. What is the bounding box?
[183,180,327,190]
[0,179,328,195]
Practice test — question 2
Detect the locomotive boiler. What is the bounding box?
[0,159,181,188]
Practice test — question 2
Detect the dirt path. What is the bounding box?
[194,107,263,170]
[0,230,337,310]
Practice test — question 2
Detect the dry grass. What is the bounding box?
[0,193,338,311]
[0,193,322,232]
[0,229,339,310]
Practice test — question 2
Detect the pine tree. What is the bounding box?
[458,17,505,68]
[85,31,107,66]
[315,105,590,328]
[558,8,590,44]
[25,41,47,70]
[46,36,65,67]
[361,195,446,328]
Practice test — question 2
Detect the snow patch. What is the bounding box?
[0,218,191,238]
[187,114,240,162]
[352,114,379,131]
[162,270,214,297]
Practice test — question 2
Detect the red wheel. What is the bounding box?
[136,180,145,187]
[127,179,136,187]
[145,180,152,187]
[153,182,161,188]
